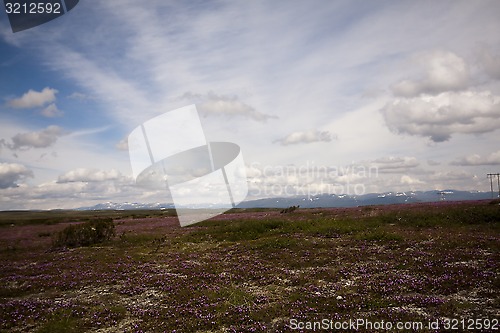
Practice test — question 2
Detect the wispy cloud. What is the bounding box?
[43,46,155,126]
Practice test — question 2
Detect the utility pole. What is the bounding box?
[487,173,500,198]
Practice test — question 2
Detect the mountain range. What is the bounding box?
[77,190,496,210]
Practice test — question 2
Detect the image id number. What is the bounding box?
[443,318,498,330]
[5,2,61,14]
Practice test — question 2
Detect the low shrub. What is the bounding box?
[280,205,299,214]
[52,218,115,248]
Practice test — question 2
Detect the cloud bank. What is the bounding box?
[451,150,500,166]
[381,91,500,142]
[382,50,500,142]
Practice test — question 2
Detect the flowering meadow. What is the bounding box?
[0,201,498,332]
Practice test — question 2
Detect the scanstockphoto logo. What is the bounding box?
[247,162,379,199]
[127,105,248,227]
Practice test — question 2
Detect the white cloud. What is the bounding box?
[57,168,122,183]
[381,91,500,142]
[7,125,67,150]
[274,130,335,146]
[7,87,58,109]
[391,50,469,97]
[182,92,277,122]
[40,103,63,117]
[451,150,500,166]
[400,175,425,185]
[0,163,33,188]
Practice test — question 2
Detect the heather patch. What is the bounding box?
[0,201,498,332]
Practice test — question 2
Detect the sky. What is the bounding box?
[0,0,500,210]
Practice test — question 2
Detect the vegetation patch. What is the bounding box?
[52,218,115,248]
[0,201,498,332]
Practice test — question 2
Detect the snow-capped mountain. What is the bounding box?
[76,202,175,211]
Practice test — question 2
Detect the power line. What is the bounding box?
[487,173,500,198]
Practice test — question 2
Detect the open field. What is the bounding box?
[0,201,499,332]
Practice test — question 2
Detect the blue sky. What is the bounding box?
[1,0,500,209]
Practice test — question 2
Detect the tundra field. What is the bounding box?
[0,201,499,332]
